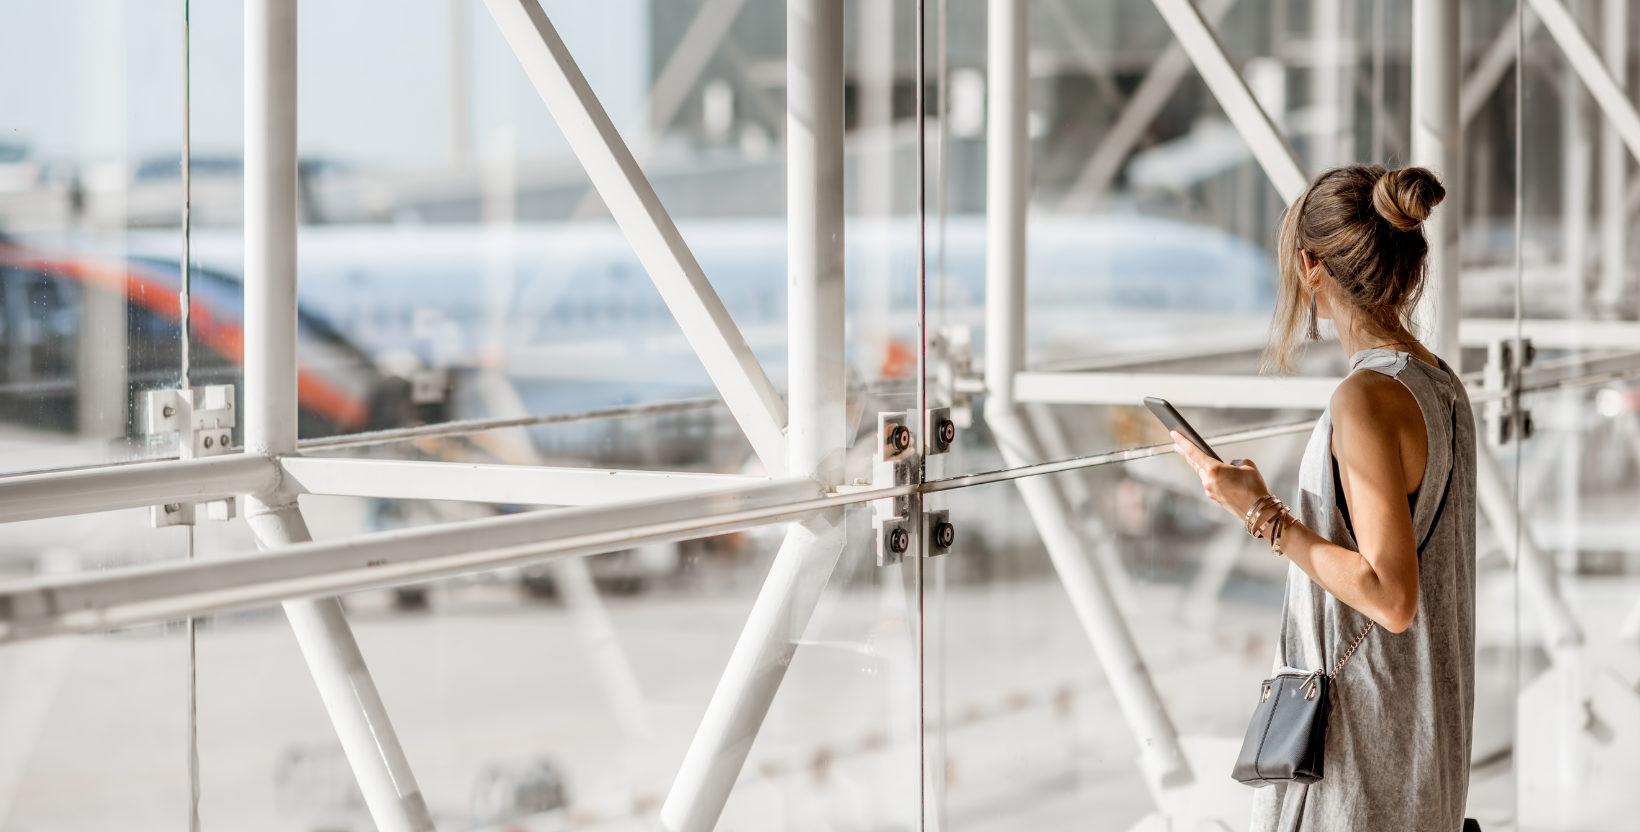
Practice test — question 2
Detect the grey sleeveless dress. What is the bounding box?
[1251,349,1477,832]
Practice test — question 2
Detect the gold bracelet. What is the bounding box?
[1244,495,1277,536]
[1250,497,1286,538]
[1253,502,1285,539]
[1271,509,1295,556]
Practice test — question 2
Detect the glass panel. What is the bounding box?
[0,2,192,473]
[1509,0,1640,822]
[0,508,191,829]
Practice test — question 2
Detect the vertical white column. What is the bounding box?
[243,4,434,831]
[981,0,1192,789]
[655,3,846,830]
[983,0,1027,413]
[858,0,895,379]
[1410,0,1461,365]
[1311,0,1346,168]
[1597,0,1627,313]
[243,0,299,461]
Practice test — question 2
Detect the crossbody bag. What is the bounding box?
[1231,403,1457,788]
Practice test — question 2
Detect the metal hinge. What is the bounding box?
[871,409,957,565]
[140,384,238,527]
[1484,338,1534,445]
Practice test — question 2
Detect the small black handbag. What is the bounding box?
[1232,622,1370,786]
[1233,417,1456,788]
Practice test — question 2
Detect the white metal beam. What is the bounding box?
[1411,0,1461,365]
[0,477,826,643]
[986,0,1193,791]
[1459,317,1640,349]
[0,455,276,525]
[657,3,848,828]
[1460,8,1539,128]
[647,0,753,135]
[1147,0,1308,203]
[1015,371,1342,409]
[1474,445,1584,649]
[467,368,657,744]
[1059,0,1238,210]
[1531,0,1640,165]
[281,457,762,506]
[245,2,434,830]
[481,0,789,475]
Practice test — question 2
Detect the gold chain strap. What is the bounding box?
[1331,620,1376,676]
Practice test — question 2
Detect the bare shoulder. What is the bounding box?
[1330,370,1421,437]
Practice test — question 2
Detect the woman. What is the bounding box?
[1172,165,1477,831]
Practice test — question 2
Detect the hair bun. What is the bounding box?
[1371,167,1446,232]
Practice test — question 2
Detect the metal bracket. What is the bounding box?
[141,385,239,527]
[925,406,956,455]
[875,516,912,566]
[871,412,919,562]
[923,509,954,557]
[1484,338,1535,445]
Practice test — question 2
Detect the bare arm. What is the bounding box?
[1172,375,1426,632]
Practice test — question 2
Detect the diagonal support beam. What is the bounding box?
[648,0,753,135]
[1148,0,1308,202]
[1060,0,1239,210]
[656,2,848,829]
[1530,0,1640,165]
[482,0,789,474]
[1460,7,1540,128]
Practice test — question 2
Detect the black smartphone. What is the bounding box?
[1144,397,1222,462]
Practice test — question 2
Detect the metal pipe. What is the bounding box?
[985,0,1029,414]
[0,454,277,525]
[1474,444,1584,648]
[1597,0,1628,314]
[279,457,763,505]
[0,477,829,642]
[1531,0,1640,163]
[243,0,300,460]
[1148,0,1308,202]
[297,397,720,452]
[481,0,789,474]
[1410,0,1461,364]
[655,4,846,829]
[469,368,656,744]
[1311,0,1347,168]
[550,558,655,740]
[1059,0,1239,211]
[985,0,1191,790]
[987,404,1194,787]
[244,4,433,831]
[1460,8,1540,129]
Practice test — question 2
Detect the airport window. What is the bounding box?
[0,0,1635,831]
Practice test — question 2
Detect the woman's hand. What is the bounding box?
[1171,431,1272,521]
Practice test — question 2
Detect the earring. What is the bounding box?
[1306,291,1321,341]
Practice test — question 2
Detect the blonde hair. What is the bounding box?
[1262,165,1446,374]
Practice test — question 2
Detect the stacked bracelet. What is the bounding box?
[1245,494,1297,557]
[1270,509,1293,557]
[1244,496,1277,536]
[1252,501,1285,539]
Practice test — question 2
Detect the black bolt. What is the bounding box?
[888,424,912,453]
[888,527,910,554]
[221,433,231,447]
[933,521,955,549]
[162,405,175,418]
[203,436,214,448]
[936,419,956,447]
